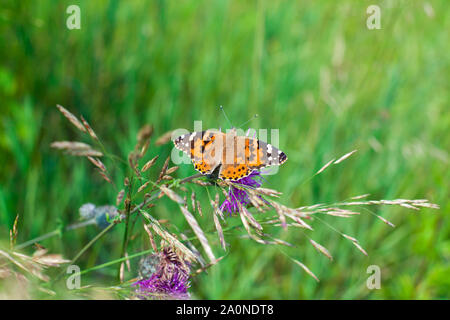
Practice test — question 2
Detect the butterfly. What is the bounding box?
[173,129,287,181]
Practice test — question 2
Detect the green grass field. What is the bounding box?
[0,0,449,299]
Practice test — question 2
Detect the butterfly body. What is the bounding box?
[174,129,287,181]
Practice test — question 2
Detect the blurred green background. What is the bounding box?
[0,0,448,299]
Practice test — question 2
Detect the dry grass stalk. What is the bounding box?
[297,203,324,210]
[350,194,370,200]
[375,215,395,227]
[254,187,282,197]
[239,204,262,231]
[139,139,150,158]
[137,181,150,193]
[87,156,106,172]
[338,198,439,209]
[124,198,131,212]
[220,188,232,204]
[80,115,98,141]
[116,189,125,206]
[166,166,179,175]
[51,141,103,157]
[129,125,153,175]
[339,232,368,255]
[259,232,293,247]
[191,192,196,212]
[314,150,357,176]
[294,199,439,223]
[124,252,131,272]
[30,250,70,266]
[271,222,309,229]
[352,242,368,256]
[10,214,19,249]
[342,233,359,242]
[160,186,185,204]
[149,156,171,192]
[179,233,206,267]
[140,211,197,262]
[239,233,277,245]
[128,152,141,177]
[179,205,216,262]
[208,193,224,222]
[237,204,252,235]
[162,175,173,181]
[0,250,30,276]
[192,180,213,187]
[212,209,226,250]
[136,125,153,148]
[56,104,86,133]
[400,203,419,210]
[1,248,69,282]
[282,211,313,230]
[269,201,287,229]
[98,171,113,184]
[196,200,203,217]
[141,156,158,172]
[143,223,158,252]
[193,256,226,276]
[291,258,320,282]
[315,159,335,175]
[155,130,174,146]
[236,202,274,246]
[309,239,333,260]
[119,260,125,283]
[272,238,293,246]
[246,191,269,213]
[158,156,171,179]
[321,211,354,218]
[314,207,360,218]
[334,150,357,164]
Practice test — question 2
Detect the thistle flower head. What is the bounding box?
[134,246,191,300]
[135,270,190,299]
[220,171,264,215]
[79,203,119,229]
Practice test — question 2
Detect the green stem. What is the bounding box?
[118,174,134,280]
[15,219,97,250]
[72,248,155,278]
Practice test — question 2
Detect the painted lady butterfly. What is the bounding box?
[174,129,287,181]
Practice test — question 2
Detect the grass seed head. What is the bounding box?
[155,130,174,146]
[142,156,159,172]
[80,115,99,140]
[56,104,86,133]
[51,141,103,157]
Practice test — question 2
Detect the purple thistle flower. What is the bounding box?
[220,171,264,215]
[134,247,191,300]
[134,270,190,300]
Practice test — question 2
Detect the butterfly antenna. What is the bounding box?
[238,113,258,129]
[219,105,233,128]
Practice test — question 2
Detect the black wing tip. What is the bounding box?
[279,151,287,164]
